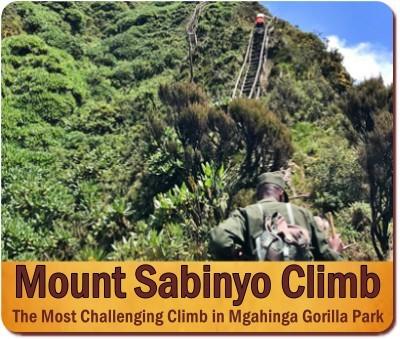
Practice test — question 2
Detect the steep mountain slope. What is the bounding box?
[2,2,388,260]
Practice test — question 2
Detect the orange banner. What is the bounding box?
[1,262,394,333]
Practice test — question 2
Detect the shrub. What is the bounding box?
[2,35,86,123]
[307,143,365,212]
[335,203,377,261]
[343,78,393,259]
[228,98,293,189]
[108,221,189,260]
[110,162,229,260]
[292,122,366,212]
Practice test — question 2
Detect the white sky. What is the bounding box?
[327,35,393,86]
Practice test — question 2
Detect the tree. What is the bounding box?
[133,83,238,218]
[157,82,238,177]
[361,110,393,260]
[344,77,391,141]
[136,85,293,220]
[228,98,293,190]
[344,78,393,260]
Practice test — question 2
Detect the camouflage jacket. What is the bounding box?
[209,198,341,261]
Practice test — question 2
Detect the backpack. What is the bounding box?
[254,203,313,261]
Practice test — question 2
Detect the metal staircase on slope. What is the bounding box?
[232,18,274,99]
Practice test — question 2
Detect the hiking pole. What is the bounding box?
[327,212,356,252]
[289,193,310,200]
[327,212,337,237]
[343,243,356,251]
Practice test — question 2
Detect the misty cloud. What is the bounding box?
[327,35,392,85]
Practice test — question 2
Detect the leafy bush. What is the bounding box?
[343,78,393,259]
[110,162,229,260]
[292,122,365,212]
[307,143,365,212]
[3,35,86,123]
[228,98,293,189]
[335,202,372,232]
[335,203,377,261]
[108,221,189,260]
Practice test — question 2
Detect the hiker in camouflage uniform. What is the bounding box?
[210,172,343,260]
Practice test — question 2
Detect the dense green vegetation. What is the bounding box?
[2,2,392,261]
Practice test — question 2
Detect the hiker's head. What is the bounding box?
[256,172,289,202]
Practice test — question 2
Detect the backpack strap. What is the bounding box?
[286,203,295,224]
[256,203,264,219]
[245,203,269,259]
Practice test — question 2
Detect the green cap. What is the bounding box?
[256,172,289,202]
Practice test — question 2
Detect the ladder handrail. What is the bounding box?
[186,2,209,82]
[249,22,269,98]
[255,26,273,99]
[232,28,254,98]
[232,16,275,99]
[239,32,255,97]
[186,2,208,37]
